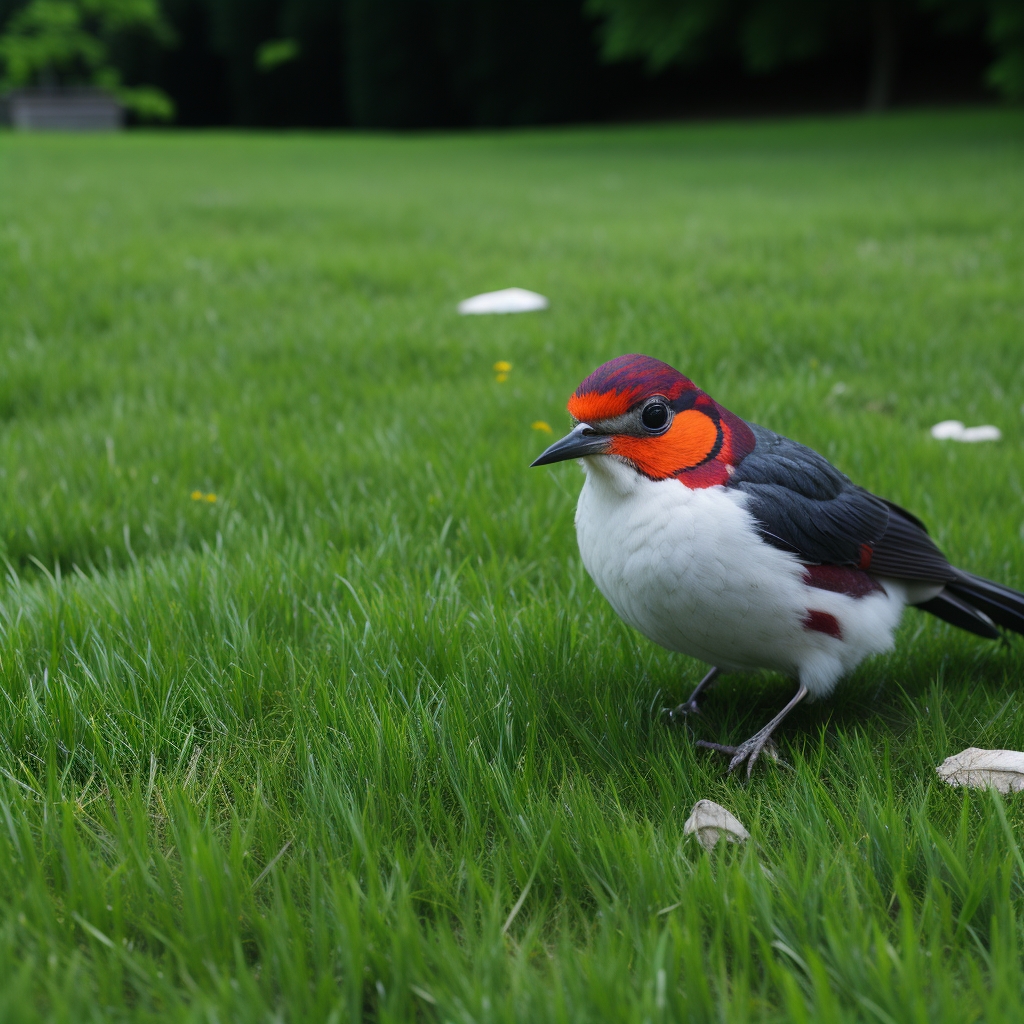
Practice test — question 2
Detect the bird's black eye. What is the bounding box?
[641,401,669,432]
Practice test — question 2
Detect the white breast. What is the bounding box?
[573,456,910,697]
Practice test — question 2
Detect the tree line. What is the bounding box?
[0,0,1020,127]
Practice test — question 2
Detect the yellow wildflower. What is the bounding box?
[493,360,512,373]
[532,421,553,433]
[495,373,508,383]
[205,493,217,503]
[190,490,203,501]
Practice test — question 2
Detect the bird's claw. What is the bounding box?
[696,736,779,778]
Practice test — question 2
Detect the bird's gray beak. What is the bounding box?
[531,422,610,467]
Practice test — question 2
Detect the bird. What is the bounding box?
[531,353,1024,776]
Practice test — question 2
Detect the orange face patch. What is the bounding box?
[609,409,720,479]
[567,386,647,424]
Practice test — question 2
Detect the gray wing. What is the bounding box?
[727,424,954,582]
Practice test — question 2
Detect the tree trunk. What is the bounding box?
[866,1,898,112]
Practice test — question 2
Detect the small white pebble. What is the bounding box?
[457,288,548,315]
[930,420,1001,443]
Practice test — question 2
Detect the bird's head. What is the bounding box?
[532,354,755,487]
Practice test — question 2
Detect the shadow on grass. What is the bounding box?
[649,628,1024,773]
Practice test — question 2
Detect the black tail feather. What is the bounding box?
[916,591,1000,639]
[941,570,1024,637]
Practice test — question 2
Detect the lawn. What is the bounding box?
[1,109,1023,1021]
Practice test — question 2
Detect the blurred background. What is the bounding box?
[0,0,1021,129]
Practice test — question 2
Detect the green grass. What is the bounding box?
[1,109,1023,1022]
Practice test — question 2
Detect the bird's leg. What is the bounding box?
[669,666,721,720]
[697,683,809,778]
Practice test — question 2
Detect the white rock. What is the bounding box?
[958,425,1002,442]
[936,747,1024,793]
[931,420,967,439]
[930,420,1001,442]
[683,799,749,851]
[457,288,548,315]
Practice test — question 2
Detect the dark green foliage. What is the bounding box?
[205,0,343,125]
[344,0,618,128]
[589,0,1023,105]
[0,0,174,117]
[345,0,446,127]
[1,0,1009,127]
[436,0,617,125]
[178,0,346,125]
[920,0,1024,99]
[905,0,1022,103]
[983,0,1024,98]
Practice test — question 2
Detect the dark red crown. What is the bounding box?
[568,354,696,423]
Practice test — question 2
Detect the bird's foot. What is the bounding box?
[667,667,720,724]
[696,735,779,778]
[667,699,700,721]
